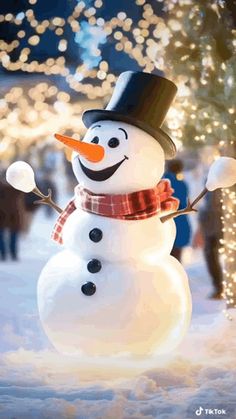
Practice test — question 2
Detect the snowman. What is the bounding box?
[6,72,236,364]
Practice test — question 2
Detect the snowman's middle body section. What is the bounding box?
[38,208,192,358]
[62,207,177,261]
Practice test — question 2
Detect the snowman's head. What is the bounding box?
[56,120,165,194]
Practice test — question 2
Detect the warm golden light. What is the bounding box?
[0,0,235,313]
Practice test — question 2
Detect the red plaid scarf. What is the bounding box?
[52,179,179,244]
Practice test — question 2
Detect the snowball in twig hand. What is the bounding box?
[206,157,236,191]
[6,161,36,193]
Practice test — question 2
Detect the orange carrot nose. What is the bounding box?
[54,133,105,163]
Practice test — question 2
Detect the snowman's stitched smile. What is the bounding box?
[79,156,129,181]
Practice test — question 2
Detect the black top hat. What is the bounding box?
[82,71,177,158]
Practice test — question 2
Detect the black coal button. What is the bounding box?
[81,281,96,296]
[89,228,103,243]
[87,259,102,273]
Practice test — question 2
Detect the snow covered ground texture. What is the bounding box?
[0,208,236,419]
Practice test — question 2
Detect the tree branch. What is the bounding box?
[33,187,63,214]
[160,187,208,223]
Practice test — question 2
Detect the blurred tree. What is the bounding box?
[161,0,235,150]
[161,0,236,310]
[0,0,75,62]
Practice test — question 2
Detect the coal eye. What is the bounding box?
[108,137,120,148]
[91,136,99,144]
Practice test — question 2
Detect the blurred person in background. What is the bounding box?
[37,169,57,217]
[23,189,40,232]
[197,189,223,299]
[0,172,25,261]
[164,159,192,262]
[43,145,58,172]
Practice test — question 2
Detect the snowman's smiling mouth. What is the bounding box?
[79,156,129,181]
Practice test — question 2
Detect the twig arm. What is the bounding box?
[33,187,63,214]
[190,187,208,208]
[160,187,208,223]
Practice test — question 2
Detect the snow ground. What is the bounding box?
[0,208,235,419]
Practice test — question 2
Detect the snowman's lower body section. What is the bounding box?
[38,250,192,360]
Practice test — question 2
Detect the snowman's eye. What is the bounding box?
[91,136,99,144]
[108,137,120,148]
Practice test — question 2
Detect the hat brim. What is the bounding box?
[82,109,176,159]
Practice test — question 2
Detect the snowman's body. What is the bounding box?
[7,72,235,366]
[38,120,192,360]
[62,205,176,261]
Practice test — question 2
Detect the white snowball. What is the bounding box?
[6,161,36,193]
[206,157,236,191]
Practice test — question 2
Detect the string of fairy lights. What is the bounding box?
[161,0,236,314]
[0,1,164,97]
[0,0,171,159]
[1,0,234,146]
[0,0,179,165]
[0,0,235,310]
[221,187,236,317]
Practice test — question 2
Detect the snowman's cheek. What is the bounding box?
[71,156,80,173]
[71,151,78,160]
[71,157,86,181]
